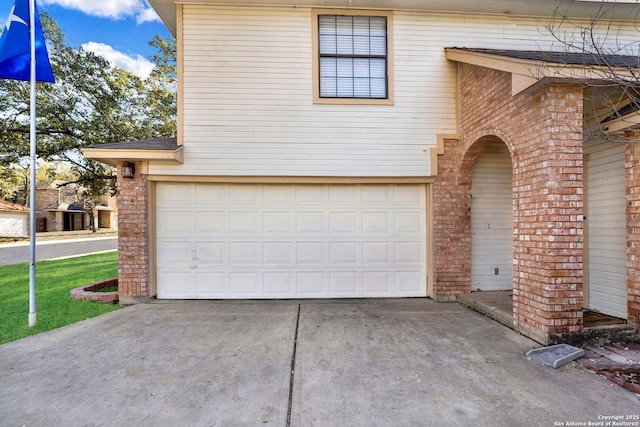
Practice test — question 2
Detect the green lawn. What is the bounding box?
[0,251,121,345]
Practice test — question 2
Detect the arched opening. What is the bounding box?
[470,141,514,292]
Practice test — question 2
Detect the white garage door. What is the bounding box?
[0,213,28,237]
[156,183,427,299]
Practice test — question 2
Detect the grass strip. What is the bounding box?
[0,251,120,345]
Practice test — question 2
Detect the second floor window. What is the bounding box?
[318,14,388,99]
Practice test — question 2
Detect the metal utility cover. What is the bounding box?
[526,344,585,369]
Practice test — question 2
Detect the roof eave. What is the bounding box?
[445,48,639,96]
[81,145,184,167]
[149,0,640,39]
[602,110,640,134]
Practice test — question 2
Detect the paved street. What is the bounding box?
[0,236,117,266]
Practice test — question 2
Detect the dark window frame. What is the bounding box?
[312,9,394,106]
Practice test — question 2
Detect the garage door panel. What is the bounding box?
[362,185,391,204]
[229,272,261,295]
[157,183,427,299]
[157,183,193,204]
[296,212,326,234]
[395,271,424,294]
[362,212,391,234]
[330,272,359,295]
[362,271,393,295]
[296,242,326,265]
[363,242,391,264]
[296,185,326,205]
[296,272,327,295]
[157,211,193,236]
[195,241,226,265]
[195,211,225,234]
[263,212,293,234]
[158,271,196,299]
[263,242,293,265]
[329,242,359,264]
[158,241,192,268]
[229,184,260,205]
[195,184,225,204]
[229,242,260,264]
[394,212,422,234]
[329,186,359,204]
[264,272,294,295]
[394,186,424,205]
[394,242,423,264]
[196,272,226,296]
[329,212,359,234]
[230,212,260,233]
[262,185,294,205]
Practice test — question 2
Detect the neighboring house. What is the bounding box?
[30,183,117,232]
[83,0,640,344]
[0,199,29,237]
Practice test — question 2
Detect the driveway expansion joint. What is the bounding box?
[286,303,301,427]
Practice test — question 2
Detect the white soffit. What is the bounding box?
[149,0,640,35]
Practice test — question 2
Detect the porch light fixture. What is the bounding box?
[121,162,136,179]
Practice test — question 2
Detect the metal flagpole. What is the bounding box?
[28,0,37,328]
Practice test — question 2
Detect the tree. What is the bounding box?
[0,14,177,199]
[546,1,640,143]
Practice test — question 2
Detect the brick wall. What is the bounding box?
[626,141,640,328]
[434,63,584,343]
[116,161,149,303]
[432,137,471,300]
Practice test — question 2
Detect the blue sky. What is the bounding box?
[0,0,171,78]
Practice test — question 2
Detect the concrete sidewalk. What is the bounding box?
[0,300,638,426]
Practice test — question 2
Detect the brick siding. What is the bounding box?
[626,142,640,328]
[434,63,585,343]
[116,161,149,303]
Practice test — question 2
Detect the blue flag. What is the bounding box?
[0,0,54,82]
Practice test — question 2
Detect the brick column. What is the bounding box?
[625,140,640,328]
[116,161,149,304]
[517,85,584,343]
[432,138,471,300]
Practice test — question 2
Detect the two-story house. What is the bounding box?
[84,0,640,344]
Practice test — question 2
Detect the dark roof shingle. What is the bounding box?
[86,137,178,150]
[453,48,640,68]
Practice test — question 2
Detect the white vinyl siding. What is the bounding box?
[149,6,639,177]
[470,142,513,291]
[585,140,627,319]
[156,183,427,299]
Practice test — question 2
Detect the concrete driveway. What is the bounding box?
[0,300,638,427]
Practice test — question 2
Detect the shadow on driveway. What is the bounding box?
[0,299,638,426]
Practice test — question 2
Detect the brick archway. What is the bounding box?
[433,63,584,344]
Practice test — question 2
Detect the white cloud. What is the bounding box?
[40,0,160,23]
[136,7,161,24]
[82,42,154,79]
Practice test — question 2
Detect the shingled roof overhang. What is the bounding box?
[82,138,184,167]
[601,101,640,134]
[445,47,640,96]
